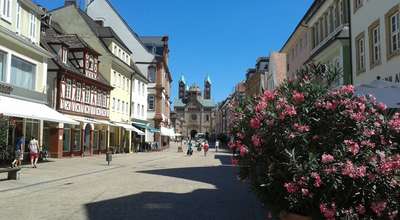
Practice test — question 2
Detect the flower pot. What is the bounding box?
[280,212,312,220]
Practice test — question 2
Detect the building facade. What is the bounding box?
[50,1,141,153]
[265,52,287,90]
[306,0,352,85]
[0,0,76,154]
[86,0,154,149]
[173,76,216,139]
[350,0,400,85]
[244,57,268,97]
[141,36,173,147]
[41,17,113,158]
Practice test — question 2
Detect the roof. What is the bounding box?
[77,8,131,53]
[173,97,216,108]
[205,75,212,84]
[179,75,186,84]
[280,0,324,52]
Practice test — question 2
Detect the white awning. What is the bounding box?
[115,122,145,135]
[0,95,78,125]
[92,119,113,126]
[160,127,175,137]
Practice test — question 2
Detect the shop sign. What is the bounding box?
[0,83,13,94]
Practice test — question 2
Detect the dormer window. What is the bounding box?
[88,57,94,70]
[62,47,68,64]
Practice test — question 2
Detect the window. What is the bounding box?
[118,74,121,87]
[206,115,210,122]
[138,81,141,95]
[141,105,144,117]
[125,55,129,63]
[16,1,21,33]
[122,101,125,113]
[0,51,5,82]
[65,80,72,99]
[191,114,197,121]
[329,7,334,33]
[122,52,125,60]
[324,13,329,38]
[118,49,121,57]
[339,0,344,25]
[29,13,37,42]
[112,98,116,111]
[356,33,366,73]
[126,79,129,91]
[126,103,129,115]
[389,11,400,55]
[1,0,11,21]
[62,47,68,64]
[142,83,145,96]
[88,57,94,70]
[113,45,117,54]
[97,91,101,106]
[76,83,81,101]
[85,87,90,103]
[132,80,136,93]
[117,99,120,112]
[122,76,125,90]
[369,21,381,67]
[137,104,140,116]
[354,0,363,13]
[11,56,36,90]
[131,102,135,116]
[148,66,156,83]
[148,95,155,111]
[113,71,116,86]
[334,2,340,28]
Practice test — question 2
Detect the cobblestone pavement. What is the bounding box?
[0,142,265,220]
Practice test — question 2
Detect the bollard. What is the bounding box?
[106,152,112,166]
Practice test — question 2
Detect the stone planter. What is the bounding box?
[280,212,312,220]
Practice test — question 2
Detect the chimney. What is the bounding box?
[95,20,104,27]
[65,0,77,7]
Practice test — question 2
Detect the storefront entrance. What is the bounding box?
[83,124,91,156]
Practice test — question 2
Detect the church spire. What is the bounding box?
[204,74,211,100]
[178,74,186,99]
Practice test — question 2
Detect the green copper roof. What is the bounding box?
[179,75,186,84]
[205,75,212,84]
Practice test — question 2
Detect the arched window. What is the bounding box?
[148,66,156,83]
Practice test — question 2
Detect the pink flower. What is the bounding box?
[250,117,261,129]
[344,140,360,156]
[319,203,336,220]
[377,102,387,111]
[239,146,248,157]
[292,91,305,103]
[311,172,322,188]
[341,161,367,179]
[251,135,262,147]
[293,123,310,133]
[370,201,387,217]
[321,153,335,164]
[236,132,245,140]
[301,188,310,197]
[361,140,376,148]
[355,204,366,215]
[339,85,355,95]
[255,100,268,113]
[284,182,298,193]
[262,90,275,102]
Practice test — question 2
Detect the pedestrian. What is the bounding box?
[215,140,219,152]
[203,141,209,157]
[11,136,24,168]
[28,137,39,168]
[187,141,193,156]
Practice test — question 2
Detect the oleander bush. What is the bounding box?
[229,64,399,219]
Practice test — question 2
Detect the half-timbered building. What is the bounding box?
[42,18,113,158]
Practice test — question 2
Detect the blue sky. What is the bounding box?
[34,0,313,102]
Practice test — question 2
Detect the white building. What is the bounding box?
[351,0,400,85]
[86,0,155,144]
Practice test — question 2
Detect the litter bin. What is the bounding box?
[106,152,112,165]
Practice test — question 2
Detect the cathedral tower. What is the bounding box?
[178,75,186,99]
[204,75,211,100]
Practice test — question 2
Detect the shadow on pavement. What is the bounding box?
[84,155,265,220]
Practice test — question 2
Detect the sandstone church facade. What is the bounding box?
[173,76,216,139]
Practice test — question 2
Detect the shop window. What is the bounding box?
[72,128,81,151]
[63,129,71,152]
[99,131,106,150]
[93,131,99,150]
[25,119,39,143]
[11,56,36,90]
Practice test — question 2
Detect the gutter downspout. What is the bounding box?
[347,0,354,85]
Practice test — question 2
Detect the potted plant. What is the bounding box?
[230,64,399,219]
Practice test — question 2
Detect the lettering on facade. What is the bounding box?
[60,99,109,117]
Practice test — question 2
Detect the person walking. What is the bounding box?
[28,137,39,168]
[215,140,219,152]
[203,141,209,157]
[11,136,24,168]
[187,141,193,156]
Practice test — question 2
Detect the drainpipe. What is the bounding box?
[347,0,354,85]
